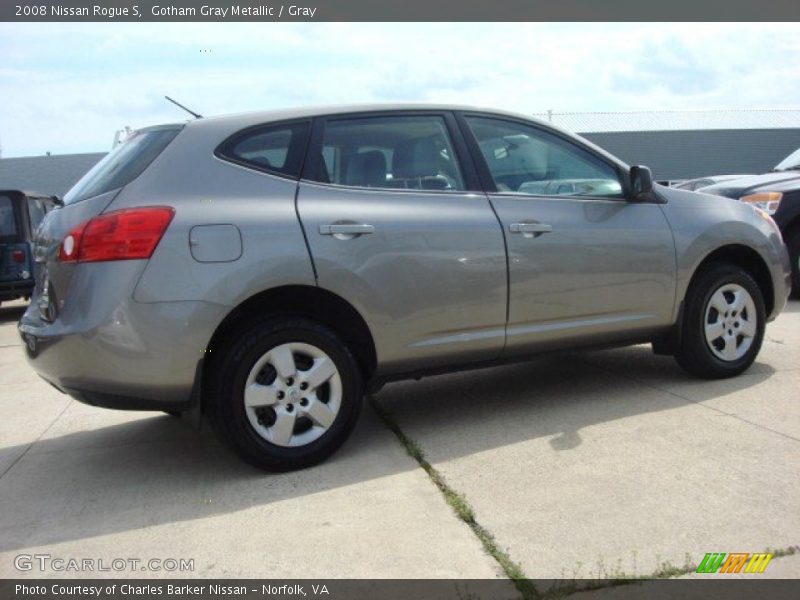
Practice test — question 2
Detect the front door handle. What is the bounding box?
[509,222,552,235]
[319,223,375,236]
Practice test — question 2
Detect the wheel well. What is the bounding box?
[690,244,775,316]
[205,285,378,383]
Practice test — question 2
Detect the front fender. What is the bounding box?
[658,188,790,321]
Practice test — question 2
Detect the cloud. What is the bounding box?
[0,23,798,157]
[612,37,718,96]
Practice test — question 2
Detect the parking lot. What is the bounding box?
[0,298,798,589]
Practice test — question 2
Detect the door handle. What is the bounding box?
[509,222,552,234]
[319,223,375,236]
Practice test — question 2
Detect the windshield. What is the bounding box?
[775,147,800,171]
[63,125,183,205]
[0,195,18,241]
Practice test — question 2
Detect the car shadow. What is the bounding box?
[0,340,777,556]
[372,344,778,456]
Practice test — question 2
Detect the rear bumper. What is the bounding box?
[62,384,198,412]
[0,279,34,301]
[19,266,228,410]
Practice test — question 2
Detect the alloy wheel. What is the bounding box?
[703,283,757,362]
[243,342,342,447]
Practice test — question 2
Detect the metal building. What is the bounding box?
[537,109,800,181]
[1,110,800,194]
[0,152,105,197]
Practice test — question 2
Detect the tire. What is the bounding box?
[208,317,363,471]
[674,262,766,379]
[788,232,800,299]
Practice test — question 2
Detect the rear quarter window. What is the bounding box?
[63,125,183,205]
[216,121,310,179]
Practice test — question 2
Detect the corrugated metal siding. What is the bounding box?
[0,153,106,197]
[581,129,800,181]
[536,109,800,132]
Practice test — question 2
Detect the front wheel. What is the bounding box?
[674,263,766,379]
[208,317,363,471]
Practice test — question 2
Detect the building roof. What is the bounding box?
[535,109,800,133]
[0,152,106,197]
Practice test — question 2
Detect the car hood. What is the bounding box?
[701,171,800,199]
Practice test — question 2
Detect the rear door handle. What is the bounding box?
[509,222,552,234]
[319,223,375,236]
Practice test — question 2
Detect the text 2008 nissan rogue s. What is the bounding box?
[19,105,791,471]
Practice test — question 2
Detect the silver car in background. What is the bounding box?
[19,105,791,470]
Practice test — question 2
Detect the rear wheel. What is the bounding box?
[788,231,800,299]
[208,317,362,471]
[674,263,765,379]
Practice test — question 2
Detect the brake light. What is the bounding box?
[11,249,25,263]
[58,207,175,263]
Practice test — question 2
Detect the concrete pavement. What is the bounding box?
[0,303,504,581]
[1,298,798,590]
[377,300,800,582]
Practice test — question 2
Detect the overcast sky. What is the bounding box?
[1,22,798,158]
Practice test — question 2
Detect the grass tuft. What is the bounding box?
[368,396,800,599]
[368,396,540,600]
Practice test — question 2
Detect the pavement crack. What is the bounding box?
[0,398,73,480]
[368,395,538,600]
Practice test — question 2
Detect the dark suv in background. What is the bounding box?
[0,190,59,305]
[702,148,800,297]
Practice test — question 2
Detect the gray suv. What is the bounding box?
[19,105,791,470]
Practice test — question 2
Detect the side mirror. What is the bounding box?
[630,165,653,198]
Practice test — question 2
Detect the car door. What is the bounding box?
[459,114,677,355]
[296,112,507,374]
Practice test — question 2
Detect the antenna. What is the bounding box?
[164,96,203,119]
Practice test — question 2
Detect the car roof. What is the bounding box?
[193,103,543,126]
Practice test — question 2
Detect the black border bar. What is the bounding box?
[3,0,800,22]
[3,579,800,600]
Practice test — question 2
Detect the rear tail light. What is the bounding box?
[58,206,175,263]
[11,249,25,263]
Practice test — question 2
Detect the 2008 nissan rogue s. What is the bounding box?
[19,105,792,471]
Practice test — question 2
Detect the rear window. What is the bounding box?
[63,126,182,205]
[0,195,18,241]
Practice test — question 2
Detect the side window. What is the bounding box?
[219,121,310,179]
[465,117,623,198]
[312,115,465,191]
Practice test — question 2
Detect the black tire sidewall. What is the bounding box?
[679,264,766,378]
[210,318,362,470]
